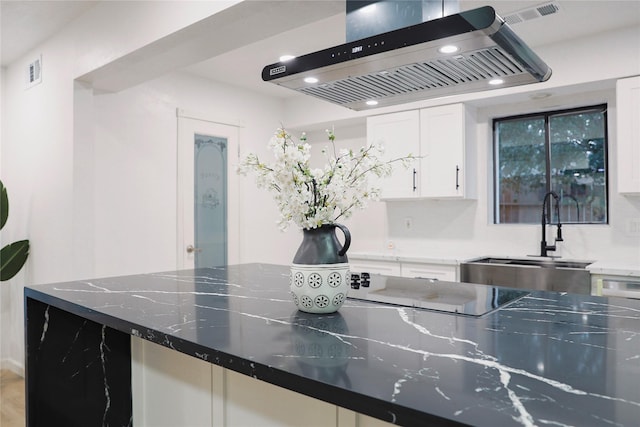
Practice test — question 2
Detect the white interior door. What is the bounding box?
[177,111,240,269]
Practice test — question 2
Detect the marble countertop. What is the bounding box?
[25,263,640,426]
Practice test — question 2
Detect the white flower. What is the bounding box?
[238,127,414,231]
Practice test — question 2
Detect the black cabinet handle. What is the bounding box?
[412,168,417,192]
[455,165,460,190]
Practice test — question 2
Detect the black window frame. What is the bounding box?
[492,104,609,225]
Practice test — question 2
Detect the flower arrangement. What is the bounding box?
[238,127,413,230]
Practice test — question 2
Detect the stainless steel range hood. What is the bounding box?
[261,5,551,110]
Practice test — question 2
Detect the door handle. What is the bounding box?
[186,245,202,254]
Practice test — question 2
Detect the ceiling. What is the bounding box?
[2,1,639,99]
[0,0,98,66]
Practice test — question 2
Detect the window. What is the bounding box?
[493,104,608,224]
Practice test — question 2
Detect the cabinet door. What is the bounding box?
[400,262,457,281]
[349,260,401,276]
[367,110,420,199]
[420,104,467,198]
[617,76,640,195]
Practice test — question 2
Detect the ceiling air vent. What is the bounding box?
[503,2,561,26]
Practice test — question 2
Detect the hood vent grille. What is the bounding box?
[263,6,552,110]
[503,2,560,25]
[298,46,526,106]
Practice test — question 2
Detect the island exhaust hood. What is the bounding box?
[261,4,552,110]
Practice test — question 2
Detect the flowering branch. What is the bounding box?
[238,127,414,231]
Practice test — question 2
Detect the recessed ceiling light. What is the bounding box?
[303,77,319,84]
[489,78,504,85]
[438,45,459,54]
[366,100,379,106]
[279,55,295,62]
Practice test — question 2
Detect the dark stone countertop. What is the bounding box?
[24,263,640,426]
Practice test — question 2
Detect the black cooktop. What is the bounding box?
[347,273,528,316]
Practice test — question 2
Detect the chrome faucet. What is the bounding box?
[540,191,563,257]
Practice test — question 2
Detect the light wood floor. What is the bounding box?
[0,370,25,427]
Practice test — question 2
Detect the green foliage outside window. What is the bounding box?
[494,105,608,224]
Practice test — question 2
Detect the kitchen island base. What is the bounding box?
[25,299,132,426]
[24,264,640,427]
[25,293,392,427]
[133,338,391,427]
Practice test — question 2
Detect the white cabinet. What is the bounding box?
[132,338,394,427]
[401,262,457,281]
[616,76,640,195]
[349,257,458,281]
[591,273,640,299]
[420,103,476,199]
[349,260,401,276]
[366,104,475,200]
[366,110,420,199]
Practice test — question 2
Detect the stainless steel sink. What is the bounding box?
[471,257,592,270]
[460,257,593,294]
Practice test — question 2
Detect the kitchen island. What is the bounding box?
[25,263,640,426]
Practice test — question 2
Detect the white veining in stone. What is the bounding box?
[499,370,535,427]
[39,305,50,347]
[435,386,451,401]
[391,378,406,402]
[61,321,87,363]
[537,419,574,426]
[99,326,111,427]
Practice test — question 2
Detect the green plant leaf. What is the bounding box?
[1,240,30,281]
[0,180,8,230]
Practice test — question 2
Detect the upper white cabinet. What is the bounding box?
[420,103,476,199]
[366,110,420,199]
[616,76,640,195]
[366,104,476,200]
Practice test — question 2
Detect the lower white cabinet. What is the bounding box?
[591,273,640,299]
[132,337,216,426]
[349,260,402,276]
[349,258,458,281]
[132,337,393,427]
[400,262,457,281]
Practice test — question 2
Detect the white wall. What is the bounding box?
[0,1,290,370]
[87,70,300,278]
[1,25,78,372]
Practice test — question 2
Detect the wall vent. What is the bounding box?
[503,2,560,26]
[26,55,42,89]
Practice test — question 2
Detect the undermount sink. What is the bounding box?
[470,257,593,270]
[460,257,594,295]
